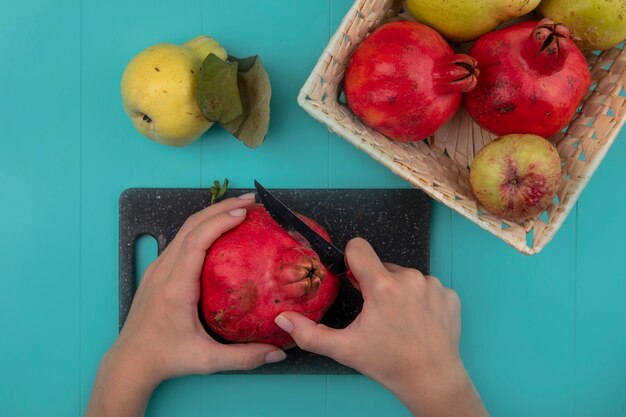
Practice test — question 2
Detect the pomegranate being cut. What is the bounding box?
[464,18,591,138]
[200,204,340,349]
[344,20,478,142]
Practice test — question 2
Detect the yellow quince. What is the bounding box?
[121,36,227,147]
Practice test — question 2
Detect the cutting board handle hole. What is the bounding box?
[134,234,158,287]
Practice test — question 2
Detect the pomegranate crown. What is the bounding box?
[522,18,573,74]
[432,54,479,94]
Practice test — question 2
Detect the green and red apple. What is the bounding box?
[469,134,562,221]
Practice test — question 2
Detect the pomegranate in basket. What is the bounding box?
[344,20,478,142]
[464,19,591,138]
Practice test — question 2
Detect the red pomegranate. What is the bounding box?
[464,18,591,138]
[344,20,478,142]
[200,204,340,348]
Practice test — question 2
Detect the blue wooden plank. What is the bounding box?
[328,132,411,188]
[450,212,577,416]
[199,0,333,190]
[326,376,411,417]
[78,0,205,415]
[575,127,626,416]
[200,375,327,417]
[0,0,81,415]
[1,0,620,416]
[147,376,203,417]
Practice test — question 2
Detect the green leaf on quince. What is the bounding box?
[197,54,243,124]
[221,54,271,148]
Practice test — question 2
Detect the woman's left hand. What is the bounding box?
[86,194,285,417]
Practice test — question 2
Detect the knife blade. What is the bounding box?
[253,180,347,276]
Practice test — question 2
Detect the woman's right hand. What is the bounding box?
[275,237,489,417]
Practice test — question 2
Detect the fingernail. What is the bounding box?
[265,350,287,364]
[274,315,293,334]
[237,192,256,200]
[229,208,246,217]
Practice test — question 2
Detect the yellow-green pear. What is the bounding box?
[539,0,626,50]
[405,0,541,42]
[121,36,227,147]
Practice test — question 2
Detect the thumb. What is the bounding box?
[275,312,344,359]
[208,343,286,373]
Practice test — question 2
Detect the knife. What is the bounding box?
[253,180,348,276]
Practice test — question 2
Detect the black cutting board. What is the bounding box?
[119,188,430,374]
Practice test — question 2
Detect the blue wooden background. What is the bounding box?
[1,1,624,416]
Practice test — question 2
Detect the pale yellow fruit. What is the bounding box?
[121,36,227,147]
[539,0,626,50]
[406,0,541,42]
